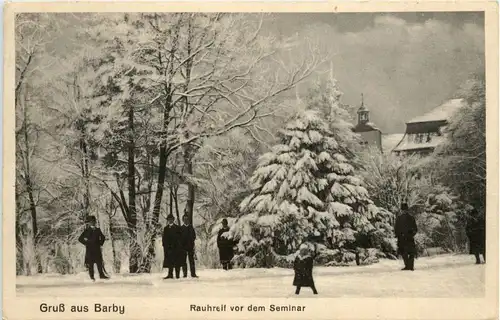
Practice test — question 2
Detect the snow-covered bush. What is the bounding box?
[416,187,468,252]
[414,233,431,255]
[315,247,341,265]
[324,251,357,267]
[356,248,380,265]
[273,252,297,268]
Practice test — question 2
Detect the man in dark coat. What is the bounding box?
[466,208,486,264]
[217,218,235,270]
[180,214,198,278]
[162,214,181,279]
[293,243,318,295]
[78,215,109,281]
[394,203,418,271]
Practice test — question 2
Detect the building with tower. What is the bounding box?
[351,96,464,156]
[393,98,465,156]
[352,95,383,150]
[352,95,404,154]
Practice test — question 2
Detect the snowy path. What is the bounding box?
[16,254,485,298]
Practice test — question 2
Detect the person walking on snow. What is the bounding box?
[78,215,109,281]
[217,218,235,270]
[180,214,198,278]
[162,214,182,279]
[395,203,418,271]
[293,243,318,295]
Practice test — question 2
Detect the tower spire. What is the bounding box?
[357,93,369,124]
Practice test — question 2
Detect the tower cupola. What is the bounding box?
[357,93,369,125]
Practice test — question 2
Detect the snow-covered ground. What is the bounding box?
[16,254,484,298]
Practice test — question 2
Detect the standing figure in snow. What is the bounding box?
[180,214,198,278]
[466,208,486,264]
[217,218,235,270]
[162,214,181,279]
[394,203,418,271]
[78,215,109,281]
[293,243,318,295]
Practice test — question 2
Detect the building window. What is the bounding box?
[359,112,368,122]
[414,134,424,144]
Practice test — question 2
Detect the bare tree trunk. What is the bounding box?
[137,156,155,273]
[182,20,195,224]
[183,144,196,224]
[152,92,173,228]
[27,185,42,272]
[21,105,43,274]
[142,154,154,224]
[65,216,72,275]
[75,76,91,222]
[108,194,121,273]
[169,185,174,217]
[109,222,120,273]
[127,104,139,273]
[16,228,24,275]
[146,92,173,272]
[79,137,91,221]
[174,186,181,224]
[15,194,25,275]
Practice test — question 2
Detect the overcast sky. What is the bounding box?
[48,12,484,134]
[267,12,484,133]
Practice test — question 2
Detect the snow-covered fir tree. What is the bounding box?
[307,72,361,159]
[223,80,395,267]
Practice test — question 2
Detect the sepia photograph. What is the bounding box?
[3,2,499,320]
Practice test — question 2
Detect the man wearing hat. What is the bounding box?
[394,203,418,271]
[162,214,182,279]
[180,214,198,278]
[78,215,109,281]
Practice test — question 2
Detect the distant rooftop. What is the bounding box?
[407,98,465,124]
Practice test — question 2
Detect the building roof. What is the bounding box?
[381,133,405,153]
[392,98,465,153]
[357,104,368,112]
[353,122,381,133]
[407,98,465,124]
